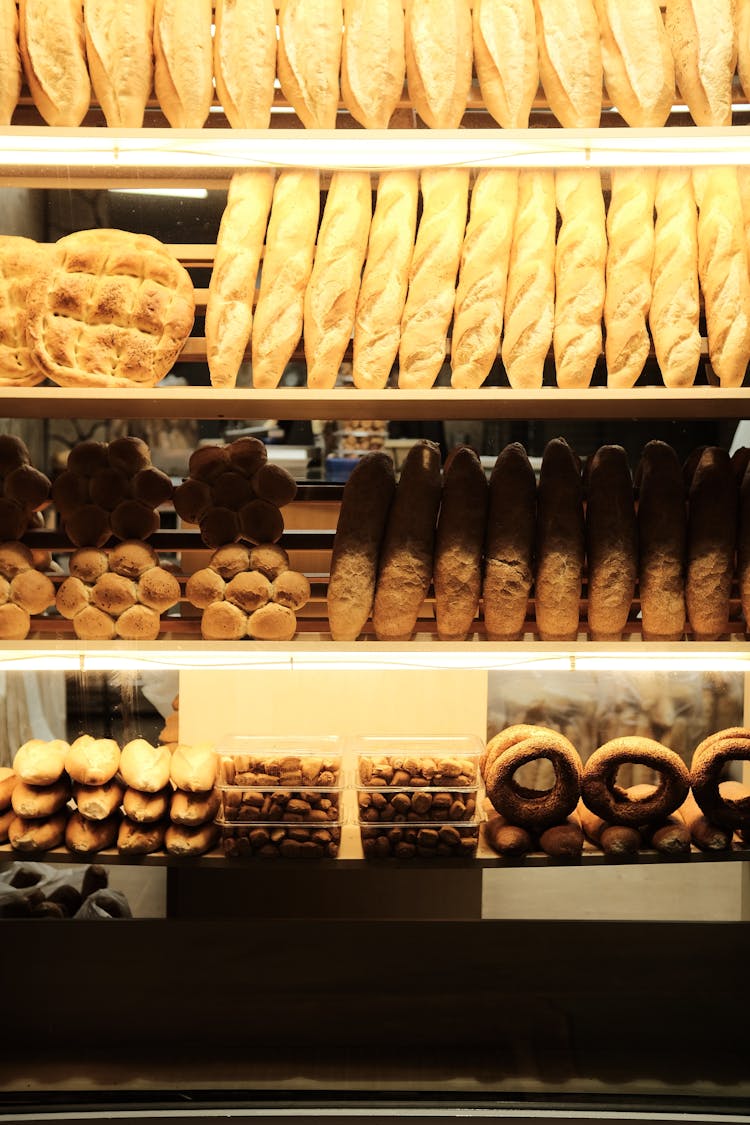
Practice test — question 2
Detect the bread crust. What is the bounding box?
[342,0,404,128]
[604,168,657,388]
[483,443,536,641]
[585,445,637,640]
[553,169,606,389]
[649,169,701,388]
[582,736,691,826]
[666,0,736,125]
[434,446,488,640]
[404,0,472,128]
[686,446,737,639]
[0,0,21,126]
[535,438,584,641]
[214,0,276,128]
[0,235,51,386]
[84,0,154,127]
[153,0,213,128]
[277,0,343,128]
[19,0,90,126]
[534,0,602,127]
[594,0,674,126]
[636,440,686,640]
[473,0,537,128]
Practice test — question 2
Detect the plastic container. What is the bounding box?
[356,785,479,823]
[352,735,483,788]
[218,785,341,822]
[215,735,342,788]
[218,818,341,859]
[359,820,480,860]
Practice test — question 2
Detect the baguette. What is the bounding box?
[534,0,602,127]
[372,440,442,641]
[665,0,736,125]
[153,0,213,128]
[451,169,518,390]
[553,169,606,389]
[12,778,70,819]
[636,440,687,641]
[170,742,216,792]
[277,0,343,128]
[206,170,276,388]
[353,171,418,391]
[19,0,90,126]
[165,821,219,857]
[84,0,154,127]
[434,446,489,640]
[399,168,470,389]
[73,778,124,821]
[649,169,701,388]
[214,0,277,128]
[252,170,320,390]
[117,816,166,855]
[739,0,750,99]
[593,0,674,126]
[170,788,220,827]
[122,786,171,824]
[535,438,584,641]
[605,168,657,388]
[483,443,536,641]
[585,445,637,640]
[501,170,556,389]
[0,0,21,125]
[328,452,396,640]
[9,811,67,853]
[473,0,537,128]
[404,0,473,128]
[65,810,118,854]
[686,447,737,640]
[342,0,404,128]
[304,171,372,390]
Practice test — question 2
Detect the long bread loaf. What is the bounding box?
[553,169,606,389]
[214,0,277,129]
[585,445,637,640]
[278,0,343,128]
[636,440,686,641]
[342,0,404,128]
[649,169,701,388]
[434,446,488,641]
[739,458,750,634]
[153,0,213,128]
[686,447,737,640]
[19,0,90,126]
[739,0,750,99]
[84,0,154,127]
[534,0,602,127]
[605,168,657,388]
[666,0,736,125]
[472,0,537,128]
[404,0,473,128]
[483,442,536,641]
[0,0,22,125]
[535,438,584,641]
[593,0,674,126]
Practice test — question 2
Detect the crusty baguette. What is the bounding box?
[153,0,213,128]
[593,0,674,126]
[483,442,536,641]
[473,0,537,128]
[277,0,343,129]
[694,167,750,387]
[535,437,584,641]
[84,0,154,127]
[399,168,469,389]
[451,169,518,390]
[342,0,404,128]
[636,440,687,641]
[686,446,737,640]
[353,171,418,390]
[304,171,372,390]
[553,169,606,389]
[214,0,277,128]
[252,170,320,390]
[739,0,750,99]
[404,0,473,128]
[119,738,171,793]
[206,170,275,389]
[328,451,397,640]
[585,445,637,641]
[19,0,90,126]
[501,170,556,389]
[0,0,21,126]
[372,440,442,641]
[605,168,657,388]
[740,454,750,631]
[434,446,489,641]
[649,169,701,388]
[534,0,602,127]
[666,0,736,125]
[170,742,216,792]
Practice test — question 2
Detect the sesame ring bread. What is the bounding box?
[25,229,195,389]
[0,236,54,387]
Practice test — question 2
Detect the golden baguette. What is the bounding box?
[666,0,736,125]
[153,0,213,128]
[278,0,343,128]
[739,0,750,100]
[605,168,657,388]
[534,0,602,127]
[19,0,90,126]
[472,0,537,129]
[0,0,21,126]
[593,0,674,126]
[84,0,154,127]
[404,0,473,128]
[214,0,277,129]
[341,0,404,128]
[649,169,701,388]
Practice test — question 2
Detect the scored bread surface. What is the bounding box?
[0,235,53,387]
[84,0,154,127]
[19,0,91,126]
[0,0,21,126]
[214,0,277,128]
[277,0,343,128]
[153,0,213,128]
[341,0,405,128]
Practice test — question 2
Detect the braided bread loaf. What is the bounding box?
[534,0,602,127]
[153,0,213,128]
[593,0,674,126]
[649,169,701,388]
[342,0,404,128]
[214,0,277,128]
[666,0,736,126]
[553,169,606,389]
[404,0,473,128]
[0,0,20,126]
[605,168,657,388]
[278,0,343,129]
[472,0,538,129]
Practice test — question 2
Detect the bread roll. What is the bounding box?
[201,600,247,640]
[65,810,118,853]
[277,0,343,128]
[252,170,320,390]
[501,170,556,389]
[473,0,537,128]
[165,822,219,856]
[636,441,687,641]
[483,444,536,641]
[694,168,750,387]
[665,0,736,125]
[553,169,606,389]
[0,602,30,640]
[214,0,276,128]
[328,451,397,640]
[117,817,166,854]
[84,0,154,127]
[404,0,472,128]
[19,0,90,126]
[0,766,17,811]
[122,786,171,824]
[170,787,220,827]
[153,0,213,128]
[73,778,124,821]
[686,447,737,640]
[372,440,442,641]
[170,742,216,792]
[0,806,14,844]
[10,569,54,615]
[246,602,297,640]
[605,168,657,388]
[739,0,750,99]
[534,0,602,126]
[739,457,750,632]
[9,811,67,853]
[452,170,518,390]
[586,445,637,640]
[594,0,674,126]
[535,438,584,641]
[206,170,275,388]
[12,777,70,819]
[119,738,171,793]
[399,168,469,389]
[64,734,120,786]
[434,447,488,641]
[13,738,69,785]
[304,171,372,390]
[353,171,418,391]
[649,169,701,388]
[0,0,21,125]
[342,0,404,128]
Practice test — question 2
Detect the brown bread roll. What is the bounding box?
[473,0,537,128]
[9,569,54,615]
[686,447,737,640]
[65,734,120,785]
[482,444,536,641]
[119,738,171,793]
[581,737,691,826]
[434,446,488,641]
[165,822,219,856]
[251,464,297,509]
[122,786,171,824]
[586,445,637,641]
[277,0,342,128]
[84,0,154,127]
[9,811,68,853]
[484,813,533,857]
[341,0,404,128]
[0,766,17,811]
[153,0,213,128]
[107,436,151,476]
[534,0,602,126]
[246,602,297,641]
[677,790,732,851]
[666,0,736,125]
[74,778,124,821]
[170,788,220,827]
[372,440,442,641]
[271,571,311,611]
[0,601,30,640]
[225,571,272,613]
[636,441,687,640]
[404,0,472,128]
[13,738,69,785]
[108,540,158,579]
[645,811,692,856]
[605,168,657,388]
[115,605,161,641]
[137,567,180,614]
[65,811,118,854]
[19,0,90,126]
[169,743,216,793]
[214,0,276,129]
[649,169,701,388]
[739,458,750,631]
[12,777,70,819]
[0,0,21,126]
[594,0,674,126]
[201,601,246,640]
[185,568,225,610]
[578,801,642,855]
[538,813,584,859]
[535,438,584,641]
[117,817,166,855]
[0,806,14,843]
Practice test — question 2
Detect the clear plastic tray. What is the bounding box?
[215,735,342,787]
[356,785,479,823]
[218,785,342,822]
[359,820,480,860]
[217,817,341,859]
[351,735,483,788]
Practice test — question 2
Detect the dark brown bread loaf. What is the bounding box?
[738,458,750,632]
[535,437,584,640]
[676,790,732,851]
[636,440,687,640]
[434,446,488,640]
[538,812,584,858]
[482,443,536,640]
[686,447,737,639]
[65,811,119,854]
[578,800,642,855]
[484,813,533,857]
[586,444,637,640]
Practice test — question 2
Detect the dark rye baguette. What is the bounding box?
[482,443,536,641]
[686,447,737,640]
[636,440,686,640]
[434,445,488,640]
[585,444,637,640]
[535,437,584,641]
[738,458,750,633]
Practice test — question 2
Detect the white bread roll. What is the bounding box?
[534,0,602,127]
[501,170,556,389]
[473,0,537,128]
[84,0,154,127]
[65,734,120,785]
[169,742,216,792]
[342,0,404,128]
[119,738,171,793]
[19,0,91,126]
[214,0,277,128]
[604,168,657,388]
[206,170,276,388]
[739,0,750,99]
[451,169,518,390]
[694,167,750,387]
[399,168,469,389]
[304,171,372,390]
[153,0,213,128]
[593,0,674,126]
[0,0,21,126]
[13,739,70,785]
[649,169,701,388]
[665,0,736,125]
[553,169,606,389]
[277,0,343,128]
[404,0,473,128]
[353,170,418,391]
[252,170,320,389]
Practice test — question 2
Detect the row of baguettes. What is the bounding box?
[3,1,747,131]
[207,165,750,393]
[327,438,750,644]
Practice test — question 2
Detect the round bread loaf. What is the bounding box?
[225,571,272,613]
[10,569,54,615]
[185,568,226,609]
[248,544,289,580]
[173,478,213,524]
[109,540,159,579]
[201,600,246,640]
[51,468,91,514]
[137,567,180,613]
[73,605,116,641]
[0,602,31,639]
[210,543,251,579]
[115,605,161,641]
[69,547,108,583]
[247,602,297,641]
[271,571,311,611]
[56,576,91,619]
[91,573,138,616]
